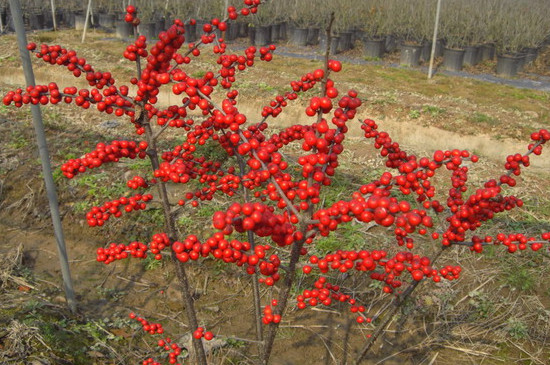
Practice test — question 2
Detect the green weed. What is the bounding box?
[469,112,497,125]
[192,70,207,78]
[467,290,494,319]
[257,81,277,93]
[422,105,446,117]
[314,222,365,254]
[408,109,421,119]
[143,255,163,271]
[8,130,29,149]
[96,286,126,302]
[506,318,529,340]
[503,266,535,292]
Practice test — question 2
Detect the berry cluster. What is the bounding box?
[124,35,148,62]
[127,175,150,189]
[86,193,153,227]
[61,140,147,179]
[129,312,185,365]
[96,232,167,263]
[296,277,373,325]
[124,5,139,26]
[262,299,282,325]
[193,327,214,341]
[129,312,165,334]
[171,231,281,285]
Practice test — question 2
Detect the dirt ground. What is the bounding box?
[0,28,550,364]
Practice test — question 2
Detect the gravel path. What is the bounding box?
[269,45,550,92]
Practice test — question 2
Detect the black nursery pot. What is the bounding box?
[496,53,525,77]
[290,27,308,47]
[363,38,385,59]
[400,43,422,67]
[442,47,465,71]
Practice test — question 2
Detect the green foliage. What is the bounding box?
[468,290,494,319]
[192,70,207,78]
[7,130,29,149]
[70,173,129,206]
[196,203,218,218]
[96,286,127,302]
[193,140,229,163]
[408,109,421,119]
[469,112,497,125]
[422,105,446,117]
[126,158,151,171]
[257,81,277,94]
[143,255,164,271]
[503,266,535,292]
[315,222,365,254]
[506,318,529,340]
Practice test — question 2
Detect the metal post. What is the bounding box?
[428,0,442,79]
[8,0,77,314]
[50,0,57,31]
[81,0,93,43]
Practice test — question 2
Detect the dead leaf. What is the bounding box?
[17,285,31,292]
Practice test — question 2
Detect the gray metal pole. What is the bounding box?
[81,0,93,43]
[428,0,442,79]
[8,0,77,314]
[50,0,57,31]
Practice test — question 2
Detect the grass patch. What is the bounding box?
[502,265,536,292]
[422,104,446,117]
[468,112,498,125]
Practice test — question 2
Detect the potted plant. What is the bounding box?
[332,0,365,53]
[248,0,276,46]
[289,0,322,46]
[440,0,470,71]
[360,0,388,59]
[487,0,549,76]
[393,0,425,66]
[517,0,550,68]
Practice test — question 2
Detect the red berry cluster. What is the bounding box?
[306,249,458,294]
[133,22,186,107]
[61,140,147,179]
[262,299,282,324]
[3,83,132,116]
[215,203,296,246]
[96,232,168,263]
[312,188,432,242]
[124,5,139,26]
[1,42,138,119]
[171,231,281,284]
[213,45,275,90]
[124,35,148,62]
[529,129,550,154]
[87,193,153,228]
[227,0,262,18]
[296,277,373,325]
[129,312,185,365]
[468,232,550,254]
[4,0,550,361]
[127,175,150,189]
[23,43,96,79]
[193,327,214,341]
[129,312,164,334]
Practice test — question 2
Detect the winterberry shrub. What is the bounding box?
[4,1,550,364]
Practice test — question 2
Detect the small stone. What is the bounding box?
[100,120,120,129]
